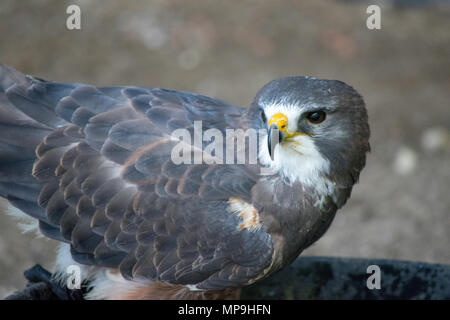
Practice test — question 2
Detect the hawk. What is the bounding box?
[0,63,370,299]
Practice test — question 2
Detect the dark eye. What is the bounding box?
[306,111,326,124]
[261,110,267,123]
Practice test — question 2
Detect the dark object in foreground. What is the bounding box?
[5,256,450,300]
[241,256,450,299]
[4,265,85,300]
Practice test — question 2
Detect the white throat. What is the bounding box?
[258,132,335,202]
[258,102,336,200]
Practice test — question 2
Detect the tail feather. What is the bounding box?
[0,63,29,91]
[0,181,41,203]
[6,197,47,221]
[6,83,68,127]
[0,142,36,164]
[0,63,59,231]
[0,160,35,182]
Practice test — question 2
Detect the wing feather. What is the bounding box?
[2,75,274,291]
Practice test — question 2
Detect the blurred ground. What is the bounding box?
[0,0,449,298]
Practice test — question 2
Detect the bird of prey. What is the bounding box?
[0,63,369,300]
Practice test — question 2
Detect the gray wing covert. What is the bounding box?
[5,76,273,290]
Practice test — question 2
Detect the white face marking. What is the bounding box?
[259,103,335,201]
[263,102,302,134]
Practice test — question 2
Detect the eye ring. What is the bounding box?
[306,111,326,124]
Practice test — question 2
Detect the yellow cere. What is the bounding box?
[268,113,288,132]
[268,113,312,139]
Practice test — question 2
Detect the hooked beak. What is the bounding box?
[267,113,289,160]
[267,113,311,160]
[268,124,282,160]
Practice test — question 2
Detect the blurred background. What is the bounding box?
[0,0,449,298]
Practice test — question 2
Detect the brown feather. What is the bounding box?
[121,282,241,300]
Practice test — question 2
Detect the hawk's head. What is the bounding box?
[253,76,370,205]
